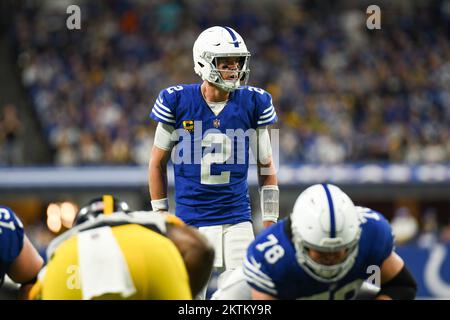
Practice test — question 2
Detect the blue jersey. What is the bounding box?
[150,84,277,227]
[244,207,394,299]
[0,206,24,286]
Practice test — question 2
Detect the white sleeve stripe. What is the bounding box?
[259,108,275,120]
[156,99,173,113]
[152,109,176,123]
[243,267,276,291]
[257,112,277,125]
[245,276,278,296]
[262,105,274,114]
[153,104,174,118]
[244,257,275,283]
[244,257,272,280]
[243,266,275,289]
[244,269,278,295]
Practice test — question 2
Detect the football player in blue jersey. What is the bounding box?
[241,184,417,300]
[148,26,279,298]
[0,206,43,299]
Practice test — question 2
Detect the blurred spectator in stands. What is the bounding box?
[77,132,100,164]
[133,126,154,165]
[0,104,24,165]
[440,223,450,244]
[391,207,419,245]
[417,208,440,248]
[55,136,78,166]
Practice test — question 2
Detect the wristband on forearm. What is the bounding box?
[260,185,279,222]
[151,198,169,212]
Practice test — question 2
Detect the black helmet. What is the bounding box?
[74,195,131,226]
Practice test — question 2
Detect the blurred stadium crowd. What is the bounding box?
[2,0,449,166]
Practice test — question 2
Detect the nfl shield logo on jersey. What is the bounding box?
[213,119,220,128]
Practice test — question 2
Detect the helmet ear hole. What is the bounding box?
[197,62,204,68]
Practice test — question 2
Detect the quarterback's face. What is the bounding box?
[307,248,348,266]
[216,56,242,81]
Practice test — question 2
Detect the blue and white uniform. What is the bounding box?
[150,84,277,227]
[0,206,24,286]
[244,207,394,299]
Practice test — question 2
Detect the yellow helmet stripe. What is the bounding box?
[103,195,114,215]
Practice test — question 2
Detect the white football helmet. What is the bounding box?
[290,184,362,283]
[193,26,251,92]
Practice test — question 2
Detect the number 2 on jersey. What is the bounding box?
[201,133,232,185]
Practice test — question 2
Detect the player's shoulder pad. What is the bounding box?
[0,206,24,230]
[159,84,189,100]
[241,86,277,127]
[159,84,196,104]
[357,206,395,264]
[357,206,391,231]
[241,85,272,106]
[152,84,191,125]
[47,211,172,259]
[0,206,25,263]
